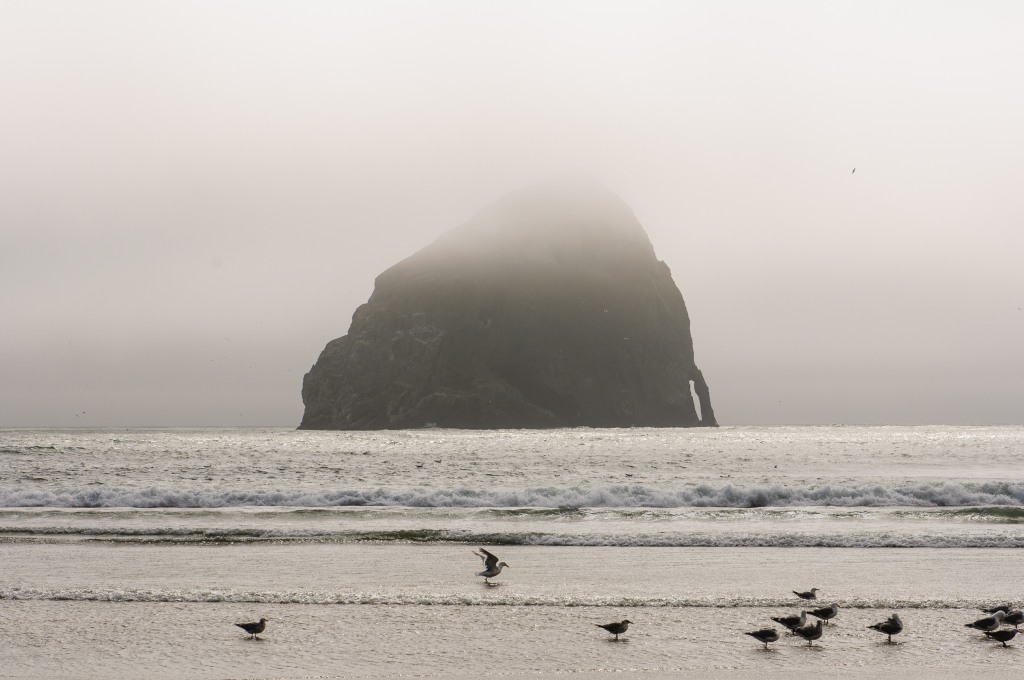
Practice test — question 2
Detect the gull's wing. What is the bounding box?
[476,548,499,568]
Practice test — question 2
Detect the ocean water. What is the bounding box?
[2,425,1023,679]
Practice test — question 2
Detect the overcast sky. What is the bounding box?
[2,1,1022,427]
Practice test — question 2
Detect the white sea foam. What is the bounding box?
[3,525,1023,548]
[3,481,1024,509]
[0,586,996,610]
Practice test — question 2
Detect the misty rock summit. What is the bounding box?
[300,177,717,429]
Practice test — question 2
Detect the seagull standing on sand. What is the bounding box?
[474,548,510,584]
[808,603,839,625]
[1002,609,1023,628]
[966,610,1006,633]
[771,610,807,635]
[793,588,819,600]
[985,628,1018,646]
[794,620,824,647]
[596,620,632,641]
[868,613,903,643]
[235,618,267,639]
[982,604,1013,614]
[745,628,780,649]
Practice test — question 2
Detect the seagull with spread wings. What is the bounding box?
[474,548,510,584]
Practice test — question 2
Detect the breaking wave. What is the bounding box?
[3,481,1024,509]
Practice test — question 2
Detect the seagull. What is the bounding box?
[235,618,267,639]
[596,620,632,641]
[793,588,820,600]
[985,628,1018,647]
[794,620,824,647]
[474,548,510,584]
[1003,610,1023,628]
[868,613,903,643]
[745,628,780,649]
[808,603,840,625]
[965,610,1006,633]
[771,610,807,635]
[852,168,856,174]
[982,604,1013,614]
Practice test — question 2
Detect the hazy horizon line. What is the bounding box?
[3,421,1022,431]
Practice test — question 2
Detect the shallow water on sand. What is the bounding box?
[2,544,1022,679]
[5,600,1021,680]
[1,544,1021,608]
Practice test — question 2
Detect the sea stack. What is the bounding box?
[300,176,717,430]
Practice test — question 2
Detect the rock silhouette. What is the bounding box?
[300,177,717,430]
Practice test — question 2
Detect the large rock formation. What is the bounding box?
[300,177,717,429]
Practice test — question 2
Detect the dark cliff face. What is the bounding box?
[300,177,717,429]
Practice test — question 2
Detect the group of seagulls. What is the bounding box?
[473,556,1021,649]
[745,588,1023,650]
[755,591,840,648]
[752,589,885,649]
[231,558,1022,650]
[964,605,1022,646]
